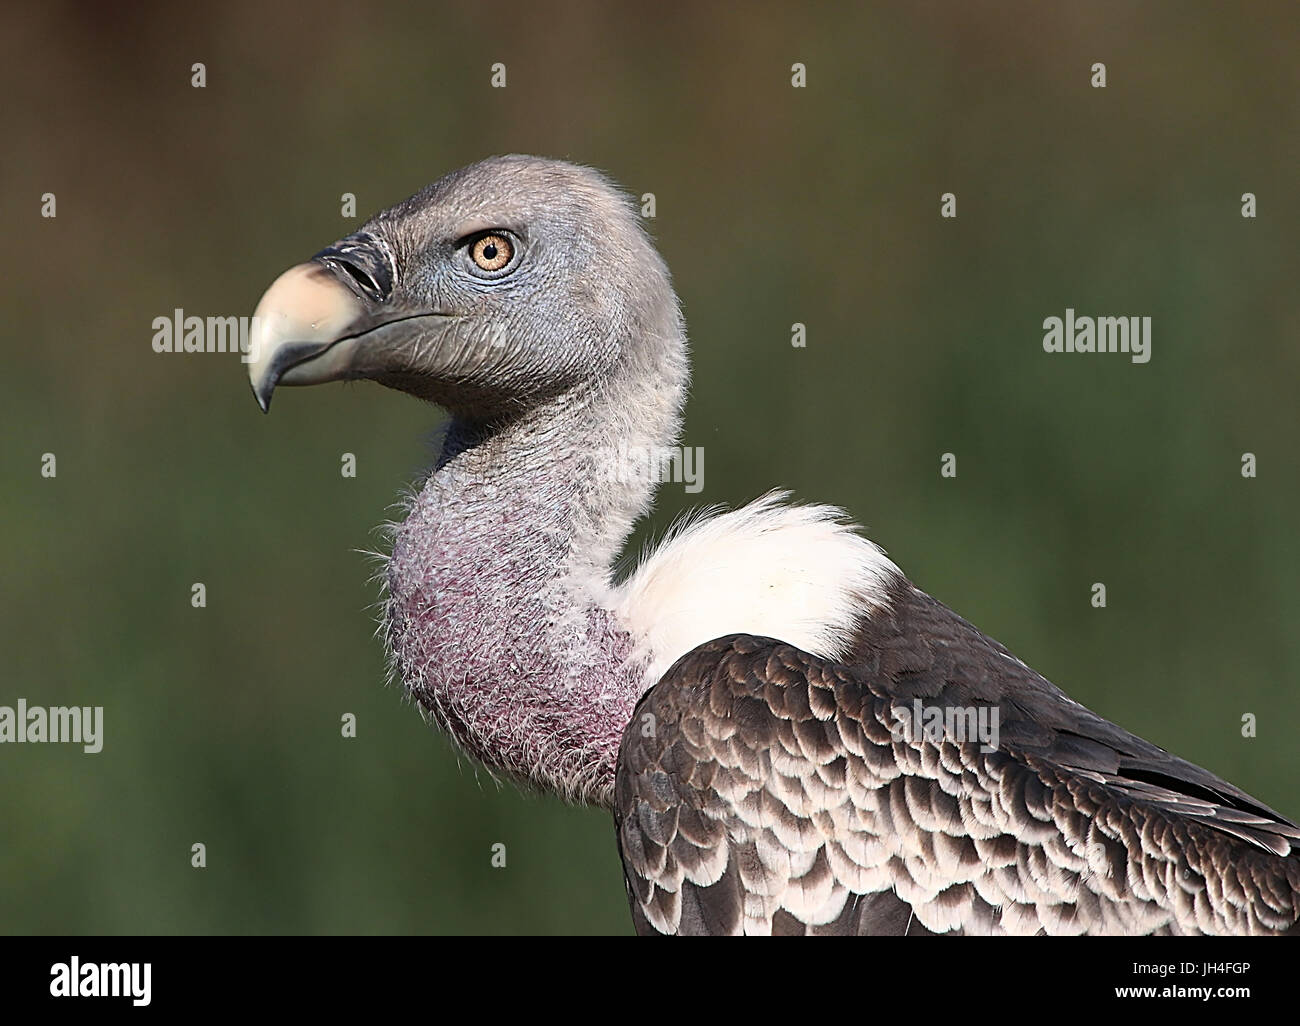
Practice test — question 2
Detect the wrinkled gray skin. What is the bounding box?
[330,157,689,804]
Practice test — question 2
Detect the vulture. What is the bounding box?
[247,155,1300,935]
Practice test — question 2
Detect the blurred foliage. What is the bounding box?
[1,1,1297,933]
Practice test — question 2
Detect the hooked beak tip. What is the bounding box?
[246,261,365,413]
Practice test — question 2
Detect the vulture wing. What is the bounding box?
[614,582,1300,935]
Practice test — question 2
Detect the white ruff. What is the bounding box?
[610,492,900,686]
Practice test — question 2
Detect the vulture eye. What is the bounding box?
[469,233,515,273]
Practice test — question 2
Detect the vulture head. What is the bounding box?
[248,154,684,420]
[248,154,704,807]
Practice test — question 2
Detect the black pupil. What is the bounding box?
[482,242,498,260]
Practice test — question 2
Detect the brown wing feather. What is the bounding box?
[614,583,1300,935]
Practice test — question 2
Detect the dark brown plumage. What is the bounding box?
[616,577,1300,935]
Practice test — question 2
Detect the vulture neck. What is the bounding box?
[385,365,684,807]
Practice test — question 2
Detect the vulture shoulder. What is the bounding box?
[614,582,1300,935]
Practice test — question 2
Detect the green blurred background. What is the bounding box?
[2,1,1296,934]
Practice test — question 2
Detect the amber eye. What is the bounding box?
[470,233,514,272]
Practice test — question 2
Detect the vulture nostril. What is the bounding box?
[336,259,380,298]
[313,237,394,303]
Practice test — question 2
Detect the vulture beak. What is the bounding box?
[247,262,366,413]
